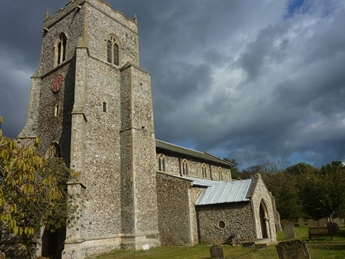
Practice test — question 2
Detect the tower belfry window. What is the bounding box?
[55,33,67,66]
[107,35,119,66]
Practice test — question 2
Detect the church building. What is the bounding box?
[16,0,279,258]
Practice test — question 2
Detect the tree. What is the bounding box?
[274,161,345,220]
[262,171,304,220]
[286,162,318,175]
[223,158,240,179]
[318,161,345,220]
[0,116,70,258]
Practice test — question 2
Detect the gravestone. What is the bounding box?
[255,243,268,250]
[0,252,5,259]
[276,240,311,259]
[298,218,304,227]
[318,218,328,227]
[333,218,341,226]
[210,245,224,259]
[284,222,296,239]
[281,219,289,229]
[328,222,338,233]
[307,219,318,228]
[242,241,255,249]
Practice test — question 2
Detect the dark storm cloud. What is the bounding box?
[1,0,344,169]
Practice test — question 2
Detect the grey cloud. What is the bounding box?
[1,0,345,170]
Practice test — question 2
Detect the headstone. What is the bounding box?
[298,218,304,227]
[210,245,224,259]
[333,218,341,226]
[242,241,255,249]
[0,252,5,259]
[318,218,328,228]
[255,243,268,250]
[231,235,240,246]
[143,244,149,251]
[307,219,318,228]
[276,240,311,259]
[281,219,289,229]
[283,222,296,239]
[328,222,338,233]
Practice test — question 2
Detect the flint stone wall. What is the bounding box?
[197,202,256,244]
[156,173,194,245]
[156,152,231,181]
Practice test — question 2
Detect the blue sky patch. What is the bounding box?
[285,0,307,18]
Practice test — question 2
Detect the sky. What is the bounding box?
[1,0,345,169]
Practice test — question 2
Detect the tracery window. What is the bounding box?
[158,154,166,171]
[182,159,189,175]
[55,33,67,66]
[107,35,119,66]
[202,163,207,178]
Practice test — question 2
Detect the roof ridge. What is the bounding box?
[156,139,208,156]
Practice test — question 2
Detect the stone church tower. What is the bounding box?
[18,0,160,257]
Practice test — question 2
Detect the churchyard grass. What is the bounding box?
[91,225,345,259]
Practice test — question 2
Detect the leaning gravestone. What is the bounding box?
[307,219,318,228]
[333,218,341,226]
[298,218,304,227]
[318,218,328,228]
[281,219,289,229]
[284,222,296,239]
[276,240,311,259]
[210,245,224,259]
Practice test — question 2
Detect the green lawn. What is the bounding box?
[89,226,345,259]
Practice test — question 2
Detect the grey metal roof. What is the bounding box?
[155,140,231,167]
[194,178,252,206]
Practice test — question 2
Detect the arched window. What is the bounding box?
[157,154,166,171]
[107,35,119,66]
[218,167,223,180]
[55,33,67,66]
[47,142,62,158]
[202,163,207,178]
[182,159,189,175]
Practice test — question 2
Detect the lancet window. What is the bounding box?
[107,35,119,66]
[158,154,166,171]
[182,159,189,175]
[55,33,67,66]
[202,163,207,178]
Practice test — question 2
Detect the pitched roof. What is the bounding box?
[190,177,252,205]
[155,139,231,167]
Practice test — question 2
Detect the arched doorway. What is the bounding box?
[259,200,269,238]
[41,142,67,258]
[41,227,66,258]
